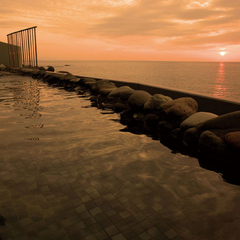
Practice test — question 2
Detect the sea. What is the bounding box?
[39,60,240,103]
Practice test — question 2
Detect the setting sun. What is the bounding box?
[219,51,226,56]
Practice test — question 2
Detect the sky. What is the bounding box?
[1,0,240,62]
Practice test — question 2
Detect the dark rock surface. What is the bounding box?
[127,90,152,112]
[47,66,55,72]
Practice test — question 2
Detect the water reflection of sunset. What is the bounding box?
[213,62,228,99]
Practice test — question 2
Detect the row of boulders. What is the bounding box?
[2,66,240,173]
[76,75,240,166]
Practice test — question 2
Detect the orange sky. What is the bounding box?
[1,0,240,62]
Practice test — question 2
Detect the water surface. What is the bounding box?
[0,75,240,239]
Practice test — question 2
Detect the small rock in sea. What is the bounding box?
[47,66,55,72]
[65,64,70,66]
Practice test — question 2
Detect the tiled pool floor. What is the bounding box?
[0,75,240,240]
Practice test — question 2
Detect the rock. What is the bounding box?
[82,79,97,88]
[19,68,35,75]
[47,66,55,72]
[198,130,227,159]
[119,88,135,102]
[61,72,75,80]
[107,86,135,102]
[200,110,240,131]
[224,131,240,151]
[144,114,160,128]
[161,97,198,126]
[182,127,201,150]
[127,90,152,112]
[0,64,6,71]
[44,73,62,84]
[99,87,118,97]
[180,112,218,132]
[171,128,181,141]
[144,94,172,113]
[38,66,46,71]
[113,102,130,112]
[133,113,145,122]
[120,109,134,125]
[158,121,173,135]
[91,80,116,94]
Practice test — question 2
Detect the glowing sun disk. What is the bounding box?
[219,51,226,56]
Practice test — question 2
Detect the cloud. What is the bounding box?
[83,0,240,55]
[1,0,240,60]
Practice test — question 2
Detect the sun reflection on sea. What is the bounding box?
[213,62,228,99]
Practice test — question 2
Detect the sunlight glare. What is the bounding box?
[219,51,226,56]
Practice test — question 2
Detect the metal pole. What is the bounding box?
[15,32,19,67]
[7,35,11,67]
[34,27,38,68]
[20,31,24,66]
[11,34,15,67]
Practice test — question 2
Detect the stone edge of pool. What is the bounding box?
[1,66,240,184]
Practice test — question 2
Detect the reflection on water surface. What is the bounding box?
[213,62,228,99]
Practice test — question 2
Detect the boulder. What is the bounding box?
[127,90,152,112]
[38,66,46,71]
[0,64,6,71]
[91,80,116,94]
[180,112,218,132]
[47,66,55,72]
[198,130,227,159]
[113,102,130,113]
[161,97,198,126]
[60,72,75,81]
[224,131,240,151]
[82,79,97,88]
[120,109,134,125]
[44,73,62,84]
[200,111,240,131]
[119,88,135,102]
[99,87,118,97]
[19,68,35,75]
[107,86,135,102]
[158,121,173,135]
[182,127,201,150]
[144,114,160,128]
[144,94,172,113]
